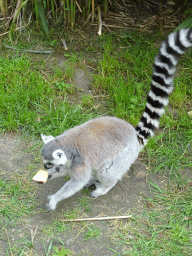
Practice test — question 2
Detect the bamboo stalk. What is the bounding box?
[61,38,68,50]
[91,0,94,23]
[12,0,21,22]
[62,215,133,222]
[98,6,102,36]
[87,0,91,18]
[71,0,73,29]
[0,0,8,16]
[66,0,70,27]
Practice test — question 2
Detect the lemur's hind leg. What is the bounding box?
[89,180,117,198]
[90,146,134,198]
[89,162,118,198]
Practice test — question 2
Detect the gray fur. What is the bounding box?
[41,116,140,211]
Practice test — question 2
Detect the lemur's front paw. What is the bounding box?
[46,194,57,211]
[89,190,101,198]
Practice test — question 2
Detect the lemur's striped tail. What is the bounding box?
[135,28,192,146]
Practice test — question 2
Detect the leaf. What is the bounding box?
[184,8,192,16]
[175,18,192,31]
[147,180,164,193]
[36,1,49,37]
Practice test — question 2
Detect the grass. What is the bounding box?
[52,246,74,256]
[0,174,38,221]
[0,29,191,255]
[111,181,192,255]
[83,224,101,241]
[93,34,157,124]
[0,54,100,136]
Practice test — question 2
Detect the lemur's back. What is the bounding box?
[56,116,141,168]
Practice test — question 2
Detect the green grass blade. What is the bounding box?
[147,180,164,193]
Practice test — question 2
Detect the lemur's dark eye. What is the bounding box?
[56,167,60,172]
[44,163,53,169]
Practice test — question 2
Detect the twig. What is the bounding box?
[30,226,38,243]
[0,17,10,21]
[40,70,49,78]
[80,13,92,29]
[4,45,53,54]
[62,215,132,222]
[91,23,152,32]
[76,0,82,13]
[84,64,97,71]
[103,22,112,33]
[0,21,31,37]
[5,228,13,256]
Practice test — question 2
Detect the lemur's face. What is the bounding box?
[43,149,67,169]
[41,135,68,180]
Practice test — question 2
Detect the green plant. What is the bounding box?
[34,0,49,37]
[54,81,76,94]
[0,55,99,136]
[77,197,91,213]
[81,95,94,107]
[64,53,80,63]
[83,224,101,241]
[52,246,73,256]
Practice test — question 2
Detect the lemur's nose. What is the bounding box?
[48,175,52,179]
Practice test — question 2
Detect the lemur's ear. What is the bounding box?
[41,134,55,144]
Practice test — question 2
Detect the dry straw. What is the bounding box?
[0,0,110,37]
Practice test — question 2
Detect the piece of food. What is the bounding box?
[32,170,48,183]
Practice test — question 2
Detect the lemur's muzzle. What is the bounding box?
[44,163,54,169]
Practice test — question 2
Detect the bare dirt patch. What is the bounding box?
[0,132,170,256]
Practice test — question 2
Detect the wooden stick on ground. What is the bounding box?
[62,215,133,222]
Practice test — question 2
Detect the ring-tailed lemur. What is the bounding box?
[41,28,192,211]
